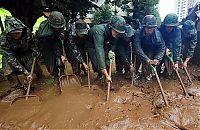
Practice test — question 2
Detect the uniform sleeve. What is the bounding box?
[90,28,106,70]
[172,29,182,63]
[64,35,84,63]
[154,31,166,61]
[0,34,29,75]
[133,31,150,63]
[187,33,197,58]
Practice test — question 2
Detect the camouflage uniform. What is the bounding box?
[159,14,182,64]
[115,24,134,79]
[0,16,42,88]
[64,33,86,75]
[36,12,65,83]
[134,15,166,78]
[181,20,197,59]
[159,14,182,75]
[66,20,89,75]
[88,16,126,72]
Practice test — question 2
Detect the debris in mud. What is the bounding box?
[1,89,24,103]
[0,121,20,130]
[187,87,200,96]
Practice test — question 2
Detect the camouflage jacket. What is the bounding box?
[159,24,182,63]
[64,33,84,64]
[134,28,166,63]
[88,24,118,70]
[181,30,197,58]
[0,17,39,75]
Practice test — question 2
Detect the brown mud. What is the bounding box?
[0,64,200,129]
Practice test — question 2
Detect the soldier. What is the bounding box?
[115,24,134,79]
[134,15,166,81]
[0,8,12,77]
[32,6,51,34]
[36,11,66,92]
[181,20,197,67]
[159,13,182,72]
[0,16,43,94]
[88,16,126,82]
[65,19,88,76]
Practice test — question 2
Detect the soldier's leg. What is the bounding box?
[70,60,81,76]
[88,47,100,74]
[115,48,123,74]
[119,45,131,79]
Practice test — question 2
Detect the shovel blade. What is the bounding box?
[59,75,81,88]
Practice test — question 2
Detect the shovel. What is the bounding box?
[131,55,137,86]
[59,39,81,88]
[150,65,169,107]
[11,57,40,105]
[106,58,113,101]
[82,52,91,88]
[167,54,189,96]
[180,59,193,84]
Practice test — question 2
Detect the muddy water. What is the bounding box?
[0,68,200,129]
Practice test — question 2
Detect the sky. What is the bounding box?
[158,0,175,20]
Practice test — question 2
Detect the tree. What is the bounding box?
[92,4,113,25]
[47,0,99,20]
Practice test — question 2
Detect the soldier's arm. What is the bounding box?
[92,29,106,70]
[187,33,197,58]
[0,36,29,75]
[172,29,182,63]
[65,35,84,63]
[133,31,150,63]
[154,30,166,61]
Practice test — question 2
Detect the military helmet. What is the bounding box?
[182,20,196,35]
[5,16,26,33]
[75,19,90,35]
[110,16,126,33]
[142,15,157,27]
[48,11,65,29]
[163,13,178,26]
[119,24,135,38]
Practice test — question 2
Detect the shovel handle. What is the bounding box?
[131,55,137,86]
[107,59,112,101]
[180,59,193,84]
[150,65,169,107]
[166,55,189,96]
[86,52,91,88]
[26,57,36,100]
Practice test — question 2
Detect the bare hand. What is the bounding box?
[174,63,179,70]
[61,55,66,64]
[166,48,170,56]
[183,61,188,68]
[27,75,33,81]
[106,75,112,83]
[82,62,88,72]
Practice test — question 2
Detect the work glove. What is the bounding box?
[108,50,115,60]
[32,51,40,58]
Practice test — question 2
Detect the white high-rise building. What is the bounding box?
[187,0,199,10]
[174,0,188,21]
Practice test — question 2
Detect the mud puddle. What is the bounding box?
[0,66,200,129]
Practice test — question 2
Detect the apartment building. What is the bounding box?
[174,0,188,21]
